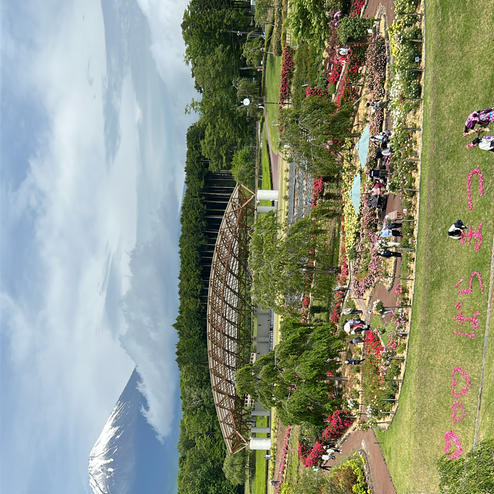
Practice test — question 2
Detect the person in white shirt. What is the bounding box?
[467,135,494,152]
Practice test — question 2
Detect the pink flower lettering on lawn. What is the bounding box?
[444,430,463,459]
[454,309,480,339]
[451,367,471,398]
[451,402,466,423]
[456,271,484,295]
[466,168,484,211]
[461,224,483,251]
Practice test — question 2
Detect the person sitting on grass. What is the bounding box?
[463,108,493,135]
[466,135,494,152]
[448,219,467,239]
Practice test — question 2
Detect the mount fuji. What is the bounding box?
[88,369,180,494]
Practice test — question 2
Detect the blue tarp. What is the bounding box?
[356,124,370,169]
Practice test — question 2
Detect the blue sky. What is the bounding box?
[1,0,195,492]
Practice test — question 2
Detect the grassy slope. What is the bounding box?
[262,127,273,191]
[265,54,282,154]
[253,416,268,494]
[376,2,494,492]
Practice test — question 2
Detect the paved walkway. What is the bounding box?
[323,429,396,494]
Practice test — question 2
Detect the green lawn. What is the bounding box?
[264,54,282,154]
[376,2,494,492]
[371,315,394,346]
[253,416,268,494]
[261,126,272,191]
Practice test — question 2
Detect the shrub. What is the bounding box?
[222,449,247,486]
[337,17,374,45]
[231,147,255,189]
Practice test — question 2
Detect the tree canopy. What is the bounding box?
[249,212,338,315]
[236,319,344,426]
[279,96,354,177]
[181,0,257,170]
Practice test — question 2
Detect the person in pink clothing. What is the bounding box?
[463,108,493,135]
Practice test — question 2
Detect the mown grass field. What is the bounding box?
[264,54,281,154]
[261,129,272,190]
[253,416,268,494]
[376,2,494,492]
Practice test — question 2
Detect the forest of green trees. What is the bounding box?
[174,124,240,494]
[181,0,260,170]
[174,2,261,491]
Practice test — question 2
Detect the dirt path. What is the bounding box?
[363,0,395,23]
[323,429,396,494]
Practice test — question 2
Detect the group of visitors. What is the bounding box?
[464,108,494,151]
[448,106,493,238]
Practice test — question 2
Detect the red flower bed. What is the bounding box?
[279,46,294,103]
[305,86,328,98]
[273,426,292,492]
[298,438,325,467]
[350,0,366,17]
[326,62,343,85]
[322,409,354,440]
[364,330,384,381]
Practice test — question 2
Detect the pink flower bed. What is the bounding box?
[305,86,328,98]
[351,197,383,297]
[298,439,325,467]
[274,427,292,493]
[279,46,294,104]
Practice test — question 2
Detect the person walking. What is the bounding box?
[380,228,402,238]
[345,358,366,365]
[325,446,342,454]
[375,147,393,160]
[321,454,336,461]
[378,250,402,258]
[370,130,391,143]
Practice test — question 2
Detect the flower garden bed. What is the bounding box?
[386,0,424,194]
[329,453,370,494]
[298,410,354,468]
[279,46,294,106]
[350,197,383,298]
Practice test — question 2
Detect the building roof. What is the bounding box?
[206,184,255,454]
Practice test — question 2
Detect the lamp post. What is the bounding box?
[242,97,280,110]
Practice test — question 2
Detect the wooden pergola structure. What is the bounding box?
[206,184,255,454]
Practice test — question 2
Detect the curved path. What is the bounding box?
[323,429,396,494]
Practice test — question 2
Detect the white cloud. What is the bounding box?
[120,201,180,440]
[1,1,137,492]
[135,0,190,84]
[1,0,196,492]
